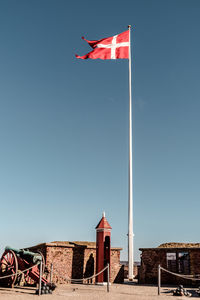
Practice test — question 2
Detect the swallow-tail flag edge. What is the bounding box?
[75,30,129,60]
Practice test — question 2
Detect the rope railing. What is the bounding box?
[0,262,111,293]
[67,264,109,282]
[160,266,200,281]
[0,262,40,280]
[56,264,110,292]
[158,264,200,296]
[0,262,108,282]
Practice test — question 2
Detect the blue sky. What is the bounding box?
[0,0,200,261]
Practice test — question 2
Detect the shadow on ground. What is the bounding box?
[0,287,35,295]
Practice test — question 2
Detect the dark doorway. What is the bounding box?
[103,236,110,282]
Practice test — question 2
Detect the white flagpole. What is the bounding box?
[128,24,134,281]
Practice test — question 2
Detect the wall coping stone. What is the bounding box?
[139,247,200,251]
[29,241,122,251]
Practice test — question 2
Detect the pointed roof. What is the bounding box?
[96,213,112,230]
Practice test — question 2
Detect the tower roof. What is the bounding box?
[96,214,112,230]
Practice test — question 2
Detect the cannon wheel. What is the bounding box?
[0,250,18,287]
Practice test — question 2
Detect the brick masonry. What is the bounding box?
[124,263,139,279]
[139,243,200,285]
[30,241,124,284]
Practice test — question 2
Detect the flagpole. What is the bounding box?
[128,24,134,281]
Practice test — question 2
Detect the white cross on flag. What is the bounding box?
[76,30,129,60]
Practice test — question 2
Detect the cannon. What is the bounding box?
[0,246,51,289]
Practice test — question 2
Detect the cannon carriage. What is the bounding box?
[0,246,50,288]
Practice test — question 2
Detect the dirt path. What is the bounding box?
[0,283,194,299]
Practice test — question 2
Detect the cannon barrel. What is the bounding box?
[5,246,42,264]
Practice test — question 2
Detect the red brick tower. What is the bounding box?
[96,212,112,283]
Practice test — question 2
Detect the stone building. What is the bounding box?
[29,241,124,284]
[121,261,139,279]
[139,243,200,285]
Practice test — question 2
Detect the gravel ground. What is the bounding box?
[0,283,197,299]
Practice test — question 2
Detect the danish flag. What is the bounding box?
[75,30,129,60]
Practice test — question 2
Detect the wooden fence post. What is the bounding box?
[158,264,161,295]
[50,263,53,284]
[39,262,43,296]
[107,264,110,293]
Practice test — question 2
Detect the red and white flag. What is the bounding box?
[75,30,129,60]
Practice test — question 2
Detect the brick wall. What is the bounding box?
[139,249,167,284]
[83,248,96,283]
[190,250,200,274]
[30,241,124,284]
[139,248,200,285]
[110,249,124,283]
[46,246,73,283]
[124,264,139,279]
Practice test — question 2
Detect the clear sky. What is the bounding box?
[0,0,200,261]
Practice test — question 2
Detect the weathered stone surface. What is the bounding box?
[124,264,139,279]
[158,243,200,248]
[139,243,200,285]
[29,241,124,284]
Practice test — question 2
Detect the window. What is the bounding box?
[166,252,190,274]
[166,252,177,272]
[178,252,190,274]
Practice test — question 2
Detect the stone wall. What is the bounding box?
[47,245,73,283]
[190,250,200,275]
[139,248,200,285]
[110,249,124,283]
[139,249,167,284]
[124,263,139,279]
[83,248,96,283]
[30,241,124,284]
